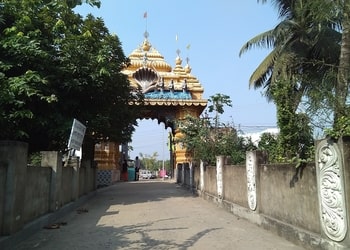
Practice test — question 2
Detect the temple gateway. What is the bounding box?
[95,34,207,185]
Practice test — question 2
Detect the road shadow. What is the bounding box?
[15,180,222,249]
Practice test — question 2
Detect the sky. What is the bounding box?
[75,1,280,160]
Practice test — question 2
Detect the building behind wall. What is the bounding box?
[94,141,121,186]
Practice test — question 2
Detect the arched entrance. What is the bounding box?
[94,35,207,185]
[124,36,207,171]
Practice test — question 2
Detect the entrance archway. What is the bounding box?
[94,35,207,185]
[124,36,207,170]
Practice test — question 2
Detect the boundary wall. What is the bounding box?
[177,137,350,250]
[0,141,97,249]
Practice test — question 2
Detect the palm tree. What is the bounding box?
[334,1,350,132]
[239,0,340,106]
[239,0,341,159]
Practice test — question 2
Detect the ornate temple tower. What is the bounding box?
[123,33,207,170]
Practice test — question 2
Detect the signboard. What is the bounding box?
[68,119,86,150]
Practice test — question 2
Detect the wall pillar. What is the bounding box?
[67,157,80,201]
[216,156,224,199]
[41,151,62,212]
[82,159,91,193]
[181,163,186,185]
[0,141,28,235]
[189,162,193,188]
[175,163,180,183]
[199,160,204,191]
[246,151,258,211]
[316,137,350,248]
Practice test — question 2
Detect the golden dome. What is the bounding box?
[126,38,172,72]
[122,36,204,100]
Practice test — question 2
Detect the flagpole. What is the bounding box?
[144,11,148,33]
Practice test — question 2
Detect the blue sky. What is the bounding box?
[75,1,280,160]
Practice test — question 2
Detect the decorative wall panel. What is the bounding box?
[316,139,347,241]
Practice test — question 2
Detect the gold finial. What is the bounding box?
[185,57,192,73]
[176,49,182,65]
[142,31,151,51]
[142,39,151,52]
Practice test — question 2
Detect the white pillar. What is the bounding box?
[200,160,204,191]
[246,151,257,211]
[216,156,224,199]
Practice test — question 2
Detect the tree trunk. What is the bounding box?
[334,1,350,129]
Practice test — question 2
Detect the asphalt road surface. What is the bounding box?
[14,180,305,250]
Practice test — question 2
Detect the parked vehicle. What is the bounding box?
[139,170,152,179]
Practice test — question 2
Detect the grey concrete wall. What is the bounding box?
[259,163,320,233]
[79,167,86,196]
[62,167,74,204]
[81,159,96,193]
[222,164,248,208]
[0,141,28,235]
[0,147,97,238]
[203,166,217,195]
[196,162,320,234]
[0,163,7,235]
[193,165,200,190]
[184,163,191,187]
[184,156,330,249]
[176,164,182,183]
[23,167,51,224]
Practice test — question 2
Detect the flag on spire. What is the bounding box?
[143,12,147,18]
[186,44,191,50]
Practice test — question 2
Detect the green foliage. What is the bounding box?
[138,152,159,171]
[176,94,254,165]
[207,93,232,131]
[240,0,348,163]
[177,115,256,165]
[324,115,350,139]
[258,132,279,162]
[228,136,257,164]
[0,0,142,153]
[207,93,232,115]
[177,115,214,164]
[28,152,41,166]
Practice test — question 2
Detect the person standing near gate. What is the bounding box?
[135,156,140,181]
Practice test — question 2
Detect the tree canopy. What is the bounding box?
[176,94,256,165]
[0,0,142,153]
[239,0,350,161]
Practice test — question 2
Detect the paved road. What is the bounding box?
[15,180,305,250]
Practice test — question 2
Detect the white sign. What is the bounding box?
[68,119,86,150]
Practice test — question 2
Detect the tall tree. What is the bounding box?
[334,1,350,133]
[0,0,142,154]
[239,0,340,159]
